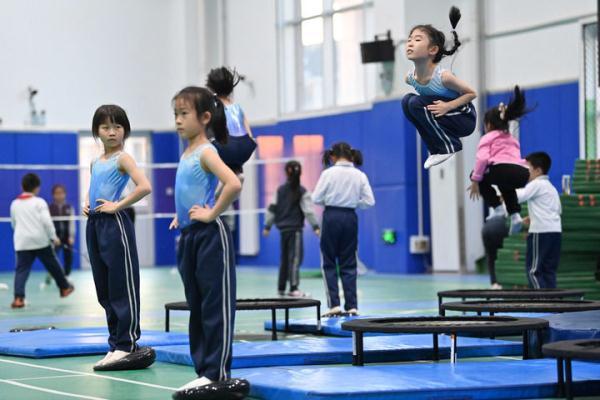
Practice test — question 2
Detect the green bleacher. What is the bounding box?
[495,159,600,299]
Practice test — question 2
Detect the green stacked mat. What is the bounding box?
[495,159,600,299]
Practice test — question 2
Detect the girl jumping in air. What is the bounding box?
[468,86,531,235]
[403,6,477,169]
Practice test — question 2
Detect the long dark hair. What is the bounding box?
[172,86,229,144]
[285,160,303,202]
[409,6,462,63]
[206,66,241,98]
[484,85,531,132]
[322,142,363,167]
[92,104,131,140]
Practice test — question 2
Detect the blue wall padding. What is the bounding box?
[234,359,600,400]
[545,310,600,342]
[155,335,521,368]
[0,131,80,272]
[486,82,579,190]
[0,327,189,358]
[151,131,180,266]
[244,99,431,273]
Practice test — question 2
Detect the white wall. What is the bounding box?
[0,0,200,129]
[484,0,596,91]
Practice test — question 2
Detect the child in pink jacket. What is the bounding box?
[468,86,531,234]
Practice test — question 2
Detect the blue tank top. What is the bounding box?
[89,152,130,209]
[406,65,459,99]
[224,103,246,137]
[175,143,218,229]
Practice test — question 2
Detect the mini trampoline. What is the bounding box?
[165,298,321,340]
[543,339,600,400]
[341,316,548,366]
[440,299,600,316]
[437,289,585,314]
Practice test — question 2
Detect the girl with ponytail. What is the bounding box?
[468,86,532,235]
[263,160,320,297]
[403,6,477,169]
[170,86,247,398]
[312,142,375,317]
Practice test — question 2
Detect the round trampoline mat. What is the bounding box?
[441,299,600,314]
[342,316,548,334]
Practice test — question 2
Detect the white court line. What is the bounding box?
[10,374,83,381]
[0,379,108,400]
[0,358,177,391]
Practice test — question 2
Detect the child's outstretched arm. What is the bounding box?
[427,71,477,117]
[189,149,242,223]
[94,153,152,214]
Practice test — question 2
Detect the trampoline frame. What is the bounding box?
[164,298,321,340]
[543,339,600,400]
[436,289,585,315]
[341,316,548,366]
[440,299,600,316]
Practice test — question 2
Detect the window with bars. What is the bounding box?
[277,0,374,113]
[583,22,597,159]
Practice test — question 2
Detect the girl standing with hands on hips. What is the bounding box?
[84,105,153,371]
[169,86,249,400]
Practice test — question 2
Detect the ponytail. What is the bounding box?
[210,95,228,145]
[322,142,364,167]
[206,66,241,98]
[484,85,532,132]
[285,161,302,202]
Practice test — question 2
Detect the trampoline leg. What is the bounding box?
[352,332,364,366]
[565,358,573,400]
[522,330,530,359]
[536,329,543,358]
[450,334,457,363]
[316,305,322,332]
[165,309,170,332]
[432,334,439,361]
[284,309,290,332]
[556,357,564,397]
[271,309,278,341]
[438,296,442,315]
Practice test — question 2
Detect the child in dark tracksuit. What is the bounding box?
[85,105,152,370]
[263,161,320,297]
[49,184,76,276]
[312,143,375,317]
[517,152,562,289]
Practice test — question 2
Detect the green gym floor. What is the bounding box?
[0,268,591,400]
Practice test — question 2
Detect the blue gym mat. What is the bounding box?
[0,327,189,358]
[546,310,600,342]
[233,359,600,400]
[156,335,522,368]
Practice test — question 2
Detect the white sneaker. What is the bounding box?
[93,351,114,368]
[491,283,503,290]
[346,308,359,316]
[509,213,523,235]
[486,206,507,221]
[287,290,308,298]
[107,350,131,363]
[424,153,455,169]
[177,376,213,391]
[322,306,342,317]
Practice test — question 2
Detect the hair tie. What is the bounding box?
[498,102,507,121]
